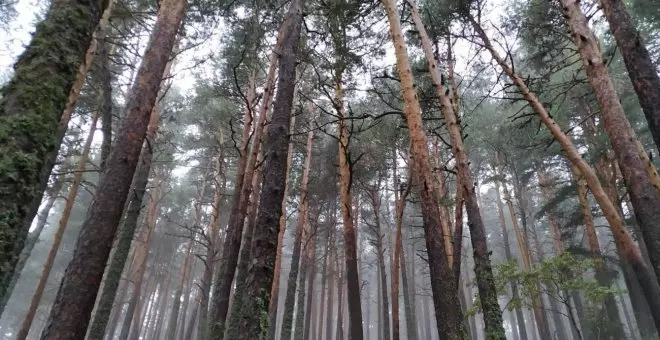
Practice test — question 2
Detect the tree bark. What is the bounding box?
[382,0,465,338]
[40,1,186,337]
[297,217,318,340]
[222,0,305,337]
[336,248,345,340]
[469,13,660,332]
[0,0,111,308]
[88,96,164,340]
[599,0,660,154]
[17,108,101,340]
[325,233,336,340]
[392,168,411,340]
[267,101,297,340]
[560,0,660,299]
[408,2,504,338]
[280,120,314,340]
[316,235,330,340]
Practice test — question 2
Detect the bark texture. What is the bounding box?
[40,1,186,337]
[409,2,504,337]
[222,0,305,337]
[383,0,465,337]
[0,0,109,306]
[599,0,660,154]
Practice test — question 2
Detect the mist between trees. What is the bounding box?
[0,0,659,339]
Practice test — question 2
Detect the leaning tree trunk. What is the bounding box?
[408,1,504,337]
[382,0,466,338]
[469,12,660,332]
[222,0,305,337]
[87,79,166,340]
[17,107,100,340]
[392,168,411,340]
[560,0,660,300]
[0,0,111,308]
[599,0,660,154]
[280,120,314,340]
[40,1,186,337]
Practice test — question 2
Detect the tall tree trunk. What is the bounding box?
[336,250,345,340]
[382,0,465,337]
[88,101,163,339]
[316,236,330,340]
[373,187,391,340]
[599,0,660,154]
[267,101,297,340]
[408,2,504,338]
[98,35,114,170]
[118,177,162,340]
[281,121,314,340]
[41,1,186,337]
[0,0,112,309]
[297,217,317,340]
[392,166,411,340]
[209,49,272,340]
[560,0,660,304]
[17,108,101,340]
[494,180,528,340]
[469,12,660,333]
[222,0,305,337]
[197,153,226,340]
[325,234,336,340]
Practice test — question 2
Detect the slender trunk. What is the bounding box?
[281,121,314,340]
[392,168,412,340]
[494,180,528,340]
[599,0,660,154]
[336,251,345,340]
[316,236,330,340]
[267,101,298,340]
[325,235,336,340]
[0,0,112,305]
[41,2,186,337]
[336,75,364,339]
[119,180,162,340]
[408,2,504,337]
[400,223,416,340]
[300,219,318,340]
[560,1,660,313]
[223,0,306,336]
[198,155,226,340]
[88,88,166,340]
[377,260,383,340]
[98,35,114,170]
[185,296,200,340]
[106,276,130,340]
[382,0,465,337]
[209,33,275,340]
[469,12,660,334]
[17,108,100,340]
[372,187,391,340]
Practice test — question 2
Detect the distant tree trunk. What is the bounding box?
[118,177,162,340]
[408,2,504,338]
[1,173,64,314]
[267,102,298,340]
[382,0,465,337]
[392,166,411,340]
[599,0,660,154]
[197,155,226,340]
[222,1,305,337]
[88,103,163,340]
[336,250,345,340]
[496,154,551,340]
[301,216,319,340]
[316,235,330,340]
[41,2,185,338]
[17,107,100,340]
[185,295,200,340]
[370,183,391,340]
[0,0,112,309]
[325,234,336,340]
[98,36,114,170]
[281,121,314,340]
[560,0,660,307]
[494,180,528,340]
